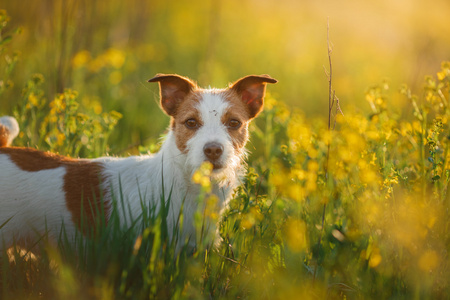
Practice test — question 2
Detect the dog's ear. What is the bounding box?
[148,74,197,116]
[230,75,277,119]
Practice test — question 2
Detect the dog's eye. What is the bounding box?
[185,118,199,129]
[227,119,242,129]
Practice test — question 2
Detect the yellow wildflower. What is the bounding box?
[72,50,91,68]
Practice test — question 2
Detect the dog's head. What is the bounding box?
[149,74,277,178]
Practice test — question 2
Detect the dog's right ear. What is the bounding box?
[148,74,197,116]
[230,75,278,119]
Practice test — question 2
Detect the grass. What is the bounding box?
[0,9,449,300]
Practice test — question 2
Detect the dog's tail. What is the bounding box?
[0,116,19,147]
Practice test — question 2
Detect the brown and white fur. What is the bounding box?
[0,74,277,250]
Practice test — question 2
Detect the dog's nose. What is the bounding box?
[203,142,224,161]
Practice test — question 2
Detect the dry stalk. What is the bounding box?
[313,18,344,282]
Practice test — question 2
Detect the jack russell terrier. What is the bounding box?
[0,74,277,250]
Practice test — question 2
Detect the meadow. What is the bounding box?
[1,2,450,299]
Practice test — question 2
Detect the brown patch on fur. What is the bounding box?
[221,89,251,150]
[64,162,108,232]
[0,147,72,171]
[0,147,110,231]
[171,90,203,152]
[0,125,10,147]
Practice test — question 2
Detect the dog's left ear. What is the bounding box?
[230,75,278,119]
[148,74,197,116]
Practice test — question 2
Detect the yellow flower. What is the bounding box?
[437,71,446,81]
[192,162,213,189]
[240,207,263,230]
[360,169,377,185]
[307,147,318,159]
[28,93,38,106]
[72,50,91,68]
[418,250,439,272]
[369,249,382,268]
[412,121,423,134]
[92,101,103,115]
[57,133,66,146]
[284,219,308,252]
[264,96,276,110]
[307,161,319,172]
[105,48,125,69]
[288,184,305,202]
[291,168,306,180]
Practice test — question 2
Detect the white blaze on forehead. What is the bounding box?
[195,90,229,126]
[184,90,235,175]
[193,90,231,146]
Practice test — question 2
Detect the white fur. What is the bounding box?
[186,91,243,184]
[97,91,241,246]
[0,116,20,145]
[0,91,241,250]
[0,72,278,251]
[0,156,76,247]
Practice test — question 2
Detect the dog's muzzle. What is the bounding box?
[203,142,224,169]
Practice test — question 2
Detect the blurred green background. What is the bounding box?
[1,0,450,150]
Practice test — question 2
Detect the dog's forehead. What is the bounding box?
[195,89,230,119]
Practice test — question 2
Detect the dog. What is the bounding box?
[0,74,277,251]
